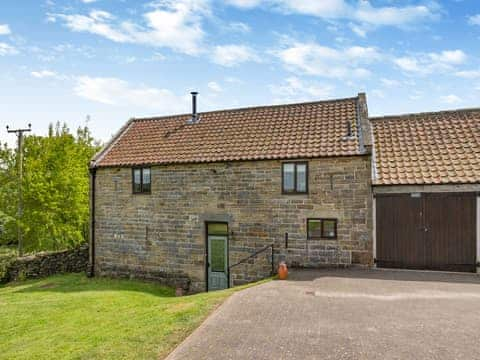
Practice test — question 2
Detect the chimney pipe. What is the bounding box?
[191,91,198,123]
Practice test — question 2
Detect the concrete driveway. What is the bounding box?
[167,269,480,360]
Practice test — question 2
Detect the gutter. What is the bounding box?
[88,166,96,277]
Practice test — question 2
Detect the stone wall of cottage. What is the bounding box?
[94,156,372,292]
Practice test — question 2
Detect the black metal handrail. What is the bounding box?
[229,243,275,275]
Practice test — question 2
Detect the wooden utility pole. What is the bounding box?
[6,124,31,256]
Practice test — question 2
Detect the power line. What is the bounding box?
[6,124,31,256]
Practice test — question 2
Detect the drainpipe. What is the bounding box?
[88,167,96,277]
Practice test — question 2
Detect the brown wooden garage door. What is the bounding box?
[376,192,477,272]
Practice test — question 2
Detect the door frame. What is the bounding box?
[205,221,229,292]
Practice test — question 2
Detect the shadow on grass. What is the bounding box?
[4,273,273,299]
[286,267,480,285]
[5,273,177,298]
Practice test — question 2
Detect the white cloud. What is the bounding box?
[227,21,251,33]
[30,70,62,79]
[468,14,480,25]
[207,81,222,92]
[73,76,186,113]
[380,78,401,87]
[353,1,434,27]
[140,1,208,55]
[344,45,380,59]
[52,11,130,42]
[349,23,367,37]
[0,43,18,56]
[270,0,350,18]
[394,50,467,75]
[269,76,334,103]
[225,76,244,84]
[0,24,11,35]
[440,94,462,104]
[274,41,380,78]
[455,69,480,79]
[227,0,437,34]
[148,52,166,61]
[212,44,260,66]
[394,57,421,72]
[225,0,262,9]
[51,0,209,55]
[429,50,466,65]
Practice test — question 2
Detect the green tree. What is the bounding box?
[0,123,100,252]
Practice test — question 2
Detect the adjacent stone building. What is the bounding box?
[90,93,373,292]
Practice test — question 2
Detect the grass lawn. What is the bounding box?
[0,273,266,359]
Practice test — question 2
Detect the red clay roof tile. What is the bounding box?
[372,109,480,185]
[93,97,364,167]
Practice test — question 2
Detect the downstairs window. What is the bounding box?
[307,218,337,239]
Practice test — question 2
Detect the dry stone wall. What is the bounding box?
[1,245,88,283]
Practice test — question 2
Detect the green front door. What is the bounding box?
[207,223,228,291]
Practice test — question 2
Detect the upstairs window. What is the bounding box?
[307,218,338,239]
[132,168,151,194]
[282,162,308,194]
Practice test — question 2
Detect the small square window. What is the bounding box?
[282,162,308,194]
[132,168,151,194]
[307,218,337,239]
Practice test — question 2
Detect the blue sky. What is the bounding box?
[1,0,480,145]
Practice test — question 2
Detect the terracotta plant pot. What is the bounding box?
[278,262,288,280]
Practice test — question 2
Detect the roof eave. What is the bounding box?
[94,152,369,169]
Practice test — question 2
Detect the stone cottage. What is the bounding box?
[89,93,373,292]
